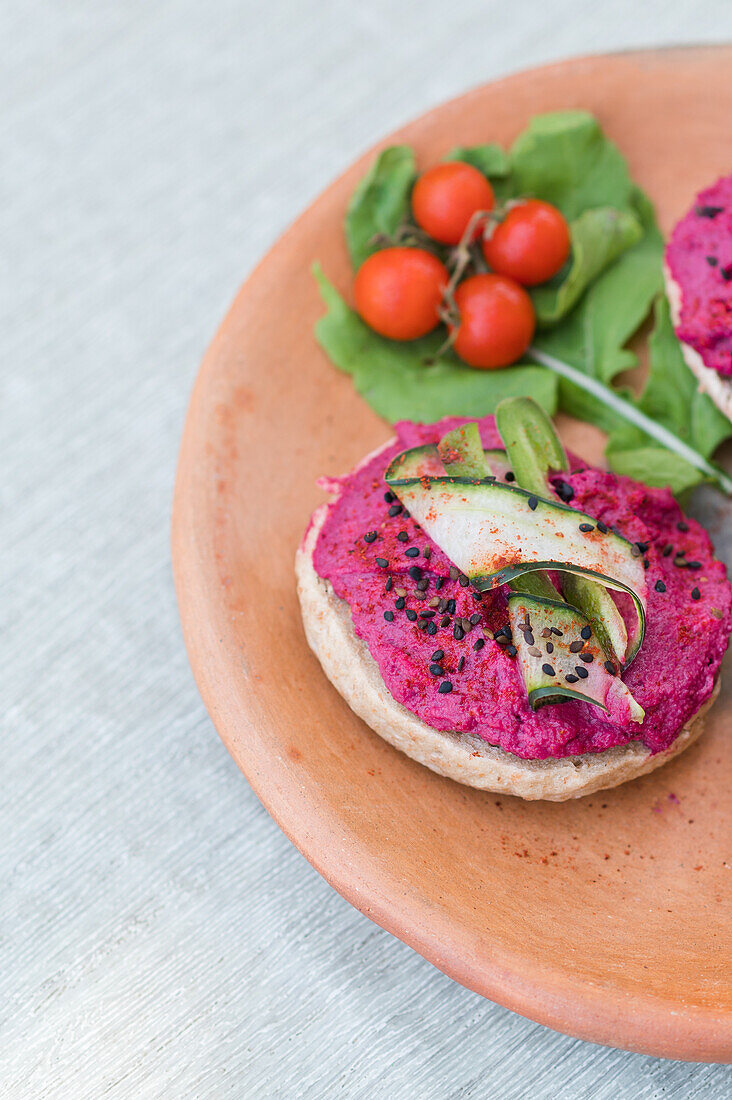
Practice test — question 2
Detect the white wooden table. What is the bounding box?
[4,3,732,1095]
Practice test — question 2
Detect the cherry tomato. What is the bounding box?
[450,273,535,369]
[483,199,571,286]
[353,247,448,341]
[411,162,495,246]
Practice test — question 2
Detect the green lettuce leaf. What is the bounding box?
[345,146,416,270]
[508,110,636,219]
[313,265,558,420]
[533,188,664,434]
[605,296,732,494]
[532,206,643,326]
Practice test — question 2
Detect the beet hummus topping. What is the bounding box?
[666,174,732,377]
[311,414,731,761]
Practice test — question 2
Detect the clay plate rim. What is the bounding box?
[173,47,732,1062]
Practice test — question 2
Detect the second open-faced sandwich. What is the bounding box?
[665,174,732,420]
[297,399,731,801]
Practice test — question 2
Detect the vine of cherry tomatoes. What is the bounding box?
[353,160,571,369]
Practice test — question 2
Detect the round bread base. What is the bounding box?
[664,264,732,421]
[296,502,718,802]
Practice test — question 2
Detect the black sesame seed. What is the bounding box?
[408,566,422,581]
[458,575,469,587]
[580,626,592,640]
[429,664,443,676]
[449,566,459,580]
[636,541,649,554]
[654,580,666,593]
[506,645,518,657]
[447,599,456,614]
[385,577,393,592]
[364,531,377,544]
[551,627,563,637]
[604,661,616,675]
[528,496,538,511]
[406,609,417,621]
[454,625,464,641]
[397,531,409,542]
[435,577,445,591]
[384,611,394,622]
[686,560,702,570]
[388,503,402,517]
[580,652,594,663]
[458,656,466,672]
[677,521,689,532]
[440,615,451,628]
[691,587,701,601]
[472,591,483,601]
[579,523,594,533]
[402,510,410,519]
[569,640,583,653]
[555,480,574,503]
[524,631,535,646]
[473,638,485,651]
[696,204,724,218]
[722,265,732,282]
[706,255,719,266]
[431,649,445,661]
[438,681,453,694]
[597,521,608,534]
[419,610,435,619]
[384,491,395,503]
[417,620,428,631]
[505,471,515,482]
[643,559,650,570]
[565,674,579,684]
[469,613,482,626]
[662,543,673,557]
[412,590,427,601]
[575,666,589,679]
[375,557,388,568]
[423,546,431,559]
[395,597,405,610]
[546,642,554,654]
[405,547,419,558]
[542,663,555,676]
[416,578,429,591]
[426,621,437,635]
[437,598,448,613]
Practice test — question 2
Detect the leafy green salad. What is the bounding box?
[313,110,732,496]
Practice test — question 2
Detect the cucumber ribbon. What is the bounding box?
[385,409,648,722]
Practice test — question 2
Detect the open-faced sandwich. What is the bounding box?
[665,174,732,419]
[297,400,731,801]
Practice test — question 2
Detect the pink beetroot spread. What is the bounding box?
[311,417,731,760]
[666,174,732,377]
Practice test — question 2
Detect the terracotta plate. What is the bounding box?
[172,49,732,1061]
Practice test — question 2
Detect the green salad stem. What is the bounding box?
[527,346,732,496]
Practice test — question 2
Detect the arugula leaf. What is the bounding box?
[532,206,643,326]
[345,146,416,270]
[313,265,558,420]
[445,144,513,200]
[605,296,732,493]
[534,188,664,433]
[509,110,636,219]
